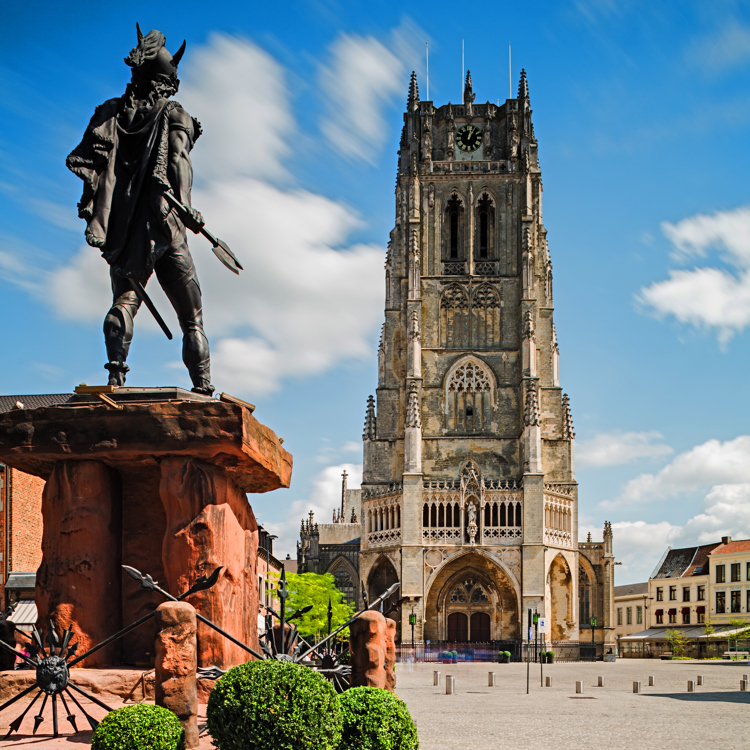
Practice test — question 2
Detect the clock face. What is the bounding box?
[456,124,482,152]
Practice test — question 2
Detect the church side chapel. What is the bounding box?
[300,69,615,648]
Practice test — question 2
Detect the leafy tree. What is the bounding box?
[728,618,750,652]
[703,616,715,637]
[665,629,689,657]
[269,572,355,638]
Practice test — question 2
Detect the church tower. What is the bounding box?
[359,70,614,646]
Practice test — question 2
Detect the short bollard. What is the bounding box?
[488,672,496,687]
[697,675,703,686]
[648,675,655,687]
[545,676,552,687]
[633,681,641,694]
[741,680,748,692]
[446,675,455,695]
[575,681,583,694]
[433,670,441,686]
[598,676,604,687]
[687,680,695,692]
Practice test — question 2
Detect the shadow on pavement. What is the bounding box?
[644,691,750,703]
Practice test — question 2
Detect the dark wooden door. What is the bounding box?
[447,612,468,641]
[470,612,491,642]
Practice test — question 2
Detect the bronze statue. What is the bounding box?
[67,25,241,394]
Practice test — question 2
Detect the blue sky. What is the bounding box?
[3,0,750,582]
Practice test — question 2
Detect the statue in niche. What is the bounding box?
[467,501,478,545]
[66,25,241,394]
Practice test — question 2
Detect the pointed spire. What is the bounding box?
[407,71,420,112]
[524,381,540,427]
[562,393,575,440]
[406,382,422,429]
[587,531,592,543]
[604,520,613,539]
[350,507,357,523]
[363,395,377,441]
[464,70,474,99]
[517,68,529,100]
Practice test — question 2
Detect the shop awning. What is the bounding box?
[7,600,37,632]
[654,609,663,616]
[697,606,705,613]
[668,608,677,615]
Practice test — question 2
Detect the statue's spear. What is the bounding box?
[163,192,244,275]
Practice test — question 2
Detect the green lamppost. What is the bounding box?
[409,611,417,647]
[590,616,597,645]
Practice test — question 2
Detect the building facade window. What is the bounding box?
[656,587,663,601]
[716,591,726,613]
[697,585,705,601]
[668,609,677,624]
[636,606,643,624]
[617,608,622,626]
[697,607,705,624]
[731,563,741,582]
[445,356,495,433]
[746,561,750,581]
[445,195,464,261]
[682,587,690,602]
[669,586,677,601]
[655,610,664,624]
[716,564,726,583]
[731,590,742,613]
[626,607,632,625]
[747,590,750,613]
[682,608,690,625]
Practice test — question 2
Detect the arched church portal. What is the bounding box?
[548,553,574,640]
[425,552,519,642]
[367,555,400,638]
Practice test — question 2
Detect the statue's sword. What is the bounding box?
[163,192,244,275]
[127,279,173,340]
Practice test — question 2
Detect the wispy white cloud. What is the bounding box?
[638,206,750,344]
[576,430,673,468]
[604,435,750,507]
[319,20,425,163]
[687,20,750,71]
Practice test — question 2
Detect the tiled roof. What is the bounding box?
[652,546,698,579]
[614,582,648,597]
[711,539,750,556]
[683,543,721,576]
[0,394,73,413]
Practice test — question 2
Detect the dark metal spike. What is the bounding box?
[33,694,48,735]
[0,683,38,714]
[0,637,36,667]
[59,692,77,733]
[31,626,46,657]
[52,694,58,738]
[66,641,79,658]
[172,39,186,67]
[67,681,115,713]
[178,566,223,601]
[4,689,42,737]
[60,627,73,658]
[64,688,99,731]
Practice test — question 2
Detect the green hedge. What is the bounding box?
[91,704,184,750]
[207,659,342,750]
[338,687,418,750]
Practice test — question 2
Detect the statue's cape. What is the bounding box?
[66,97,181,278]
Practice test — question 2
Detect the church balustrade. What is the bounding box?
[442,261,468,275]
[544,492,572,547]
[481,493,523,544]
[365,493,402,548]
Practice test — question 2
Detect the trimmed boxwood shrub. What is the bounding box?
[91,704,184,750]
[338,687,418,750]
[206,659,342,750]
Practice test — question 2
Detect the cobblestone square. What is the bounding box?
[396,660,750,750]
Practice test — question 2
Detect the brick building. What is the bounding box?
[0,394,72,625]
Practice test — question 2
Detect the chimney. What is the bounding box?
[721,536,732,545]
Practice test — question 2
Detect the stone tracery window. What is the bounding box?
[445,194,464,260]
[476,193,495,259]
[445,356,494,433]
[440,283,501,349]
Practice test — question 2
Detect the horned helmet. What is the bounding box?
[124,23,186,81]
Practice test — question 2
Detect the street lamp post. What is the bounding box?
[590,616,597,646]
[409,611,417,649]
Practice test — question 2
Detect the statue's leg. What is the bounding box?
[103,270,142,386]
[155,245,213,396]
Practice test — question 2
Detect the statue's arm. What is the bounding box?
[167,107,202,223]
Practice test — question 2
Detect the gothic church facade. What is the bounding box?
[302,70,614,646]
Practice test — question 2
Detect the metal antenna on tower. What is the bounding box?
[426,41,429,100]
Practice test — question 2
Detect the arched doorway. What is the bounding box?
[425,551,519,642]
[367,555,400,623]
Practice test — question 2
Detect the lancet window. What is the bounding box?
[476,193,495,259]
[440,284,501,349]
[445,356,495,433]
[446,195,464,259]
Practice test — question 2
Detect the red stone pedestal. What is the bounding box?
[349,611,388,690]
[0,390,292,669]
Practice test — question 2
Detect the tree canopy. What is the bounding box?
[269,572,355,638]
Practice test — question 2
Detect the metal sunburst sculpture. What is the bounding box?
[0,566,224,738]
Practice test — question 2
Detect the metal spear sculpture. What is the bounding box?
[0,567,223,738]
